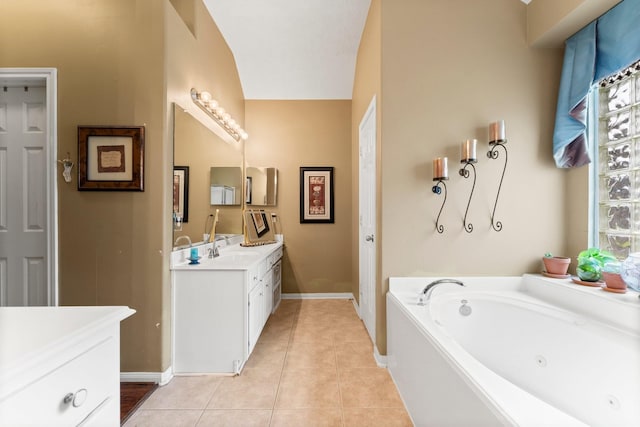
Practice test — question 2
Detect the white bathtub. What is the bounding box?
[387,274,640,427]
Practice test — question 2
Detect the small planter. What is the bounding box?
[543,256,571,275]
[602,272,627,293]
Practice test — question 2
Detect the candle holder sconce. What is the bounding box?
[486,140,507,232]
[432,178,448,234]
[459,160,477,233]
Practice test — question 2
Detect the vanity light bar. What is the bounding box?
[190,88,249,142]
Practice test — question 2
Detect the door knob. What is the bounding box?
[365,235,374,242]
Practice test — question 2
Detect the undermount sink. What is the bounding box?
[201,250,261,266]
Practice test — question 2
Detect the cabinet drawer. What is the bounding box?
[248,267,260,291]
[268,247,283,267]
[0,337,117,426]
[273,246,283,262]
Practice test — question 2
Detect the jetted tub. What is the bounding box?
[387,274,640,426]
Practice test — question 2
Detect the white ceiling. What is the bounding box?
[203,0,532,100]
[203,0,371,100]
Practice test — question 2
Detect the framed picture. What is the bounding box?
[173,166,189,223]
[246,176,253,204]
[300,166,334,223]
[78,126,145,191]
[250,209,270,237]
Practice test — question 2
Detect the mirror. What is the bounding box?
[173,104,243,246]
[210,167,242,205]
[246,167,278,206]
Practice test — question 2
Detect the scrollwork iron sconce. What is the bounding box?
[431,157,449,234]
[432,178,448,234]
[487,121,508,232]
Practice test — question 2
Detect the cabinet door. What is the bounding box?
[248,282,264,354]
[272,261,282,313]
[263,273,273,321]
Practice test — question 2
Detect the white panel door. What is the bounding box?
[359,96,377,343]
[0,86,48,306]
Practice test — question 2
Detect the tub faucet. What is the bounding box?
[418,279,465,305]
[174,235,192,248]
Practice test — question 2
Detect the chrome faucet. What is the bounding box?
[174,235,192,248]
[214,234,230,245]
[208,244,219,259]
[418,278,465,305]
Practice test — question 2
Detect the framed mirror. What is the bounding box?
[210,166,242,205]
[246,166,278,206]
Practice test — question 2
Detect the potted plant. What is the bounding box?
[576,248,617,282]
[542,252,571,276]
[602,261,626,291]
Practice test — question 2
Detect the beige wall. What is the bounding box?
[245,101,353,295]
[368,0,566,354]
[1,0,167,371]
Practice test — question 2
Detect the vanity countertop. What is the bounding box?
[171,240,283,271]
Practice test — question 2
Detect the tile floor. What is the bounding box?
[124,299,413,426]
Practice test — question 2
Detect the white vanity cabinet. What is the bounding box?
[0,306,135,427]
[172,242,283,375]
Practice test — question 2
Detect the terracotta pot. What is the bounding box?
[602,272,626,290]
[542,256,571,275]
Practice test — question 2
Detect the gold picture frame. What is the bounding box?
[78,126,145,191]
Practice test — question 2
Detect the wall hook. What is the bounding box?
[57,152,74,183]
[459,160,477,233]
[432,178,448,234]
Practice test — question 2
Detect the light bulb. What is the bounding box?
[240,130,249,140]
[216,107,225,116]
[200,91,212,102]
[207,99,219,110]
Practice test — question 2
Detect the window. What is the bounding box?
[596,66,640,259]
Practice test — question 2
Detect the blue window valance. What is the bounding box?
[553,0,640,168]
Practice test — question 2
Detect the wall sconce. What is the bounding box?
[487,120,508,232]
[57,152,74,183]
[459,139,477,233]
[432,157,449,234]
[191,88,249,142]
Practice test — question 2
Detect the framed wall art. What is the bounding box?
[300,166,334,223]
[78,126,145,191]
[250,209,269,237]
[173,166,189,223]
[246,176,253,204]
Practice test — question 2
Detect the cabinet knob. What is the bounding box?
[63,388,88,408]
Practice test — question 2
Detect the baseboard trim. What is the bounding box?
[282,292,354,300]
[121,367,173,385]
[373,345,387,368]
[352,298,361,318]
